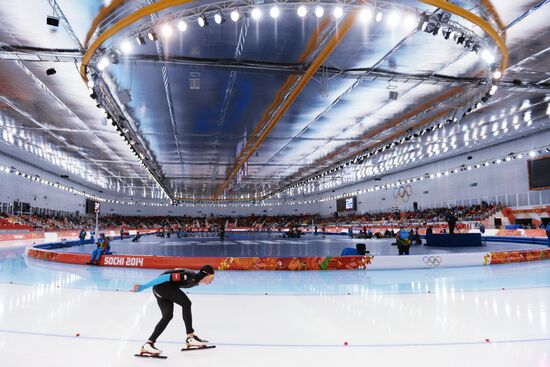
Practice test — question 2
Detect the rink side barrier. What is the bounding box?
[0,228,160,244]
[2,226,548,244]
[27,243,550,271]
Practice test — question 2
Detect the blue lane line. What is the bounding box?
[1,329,549,348]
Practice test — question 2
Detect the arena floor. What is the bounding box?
[57,232,545,257]
[0,245,549,366]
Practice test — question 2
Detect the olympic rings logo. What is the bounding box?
[423,256,443,267]
[393,184,412,202]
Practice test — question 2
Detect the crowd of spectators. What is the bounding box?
[0,202,500,233]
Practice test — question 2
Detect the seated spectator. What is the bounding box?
[132,232,141,242]
[87,233,109,265]
[341,243,369,256]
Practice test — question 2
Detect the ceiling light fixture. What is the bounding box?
[359,8,372,22]
[121,41,132,54]
[214,10,225,24]
[251,7,262,20]
[387,11,399,27]
[198,14,208,27]
[147,31,158,41]
[160,24,172,37]
[404,14,416,28]
[481,49,495,64]
[177,20,188,31]
[97,56,110,71]
[270,6,280,19]
[136,34,146,45]
[230,9,240,22]
[333,6,344,19]
[314,5,324,18]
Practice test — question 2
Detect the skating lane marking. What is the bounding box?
[0,329,549,348]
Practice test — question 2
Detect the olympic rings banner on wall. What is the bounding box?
[393,184,412,202]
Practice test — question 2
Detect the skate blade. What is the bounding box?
[181,345,216,352]
[134,353,167,359]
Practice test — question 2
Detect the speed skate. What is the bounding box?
[181,345,216,352]
[134,353,168,359]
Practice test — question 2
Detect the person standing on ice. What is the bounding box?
[132,265,215,356]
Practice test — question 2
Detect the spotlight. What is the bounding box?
[270,6,280,19]
[420,21,429,32]
[197,14,208,27]
[97,56,110,71]
[121,41,132,54]
[333,6,344,19]
[214,10,225,24]
[443,27,452,39]
[359,8,372,22]
[177,20,187,31]
[387,11,400,27]
[230,10,240,22]
[297,5,307,17]
[147,31,158,41]
[456,34,465,44]
[136,34,146,45]
[481,49,495,64]
[46,67,56,75]
[87,80,94,88]
[417,13,429,31]
[314,5,324,18]
[431,25,440,36]
[489,85,498,95]
[161,24,172,37]
[375,11,383,22]
[251,7,262,20]
[493,70,502,79]
[404,14,416,28]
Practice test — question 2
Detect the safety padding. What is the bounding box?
[27,248,374,270]
[425,233,482,247]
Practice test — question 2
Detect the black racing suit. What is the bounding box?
[148,269,202,342]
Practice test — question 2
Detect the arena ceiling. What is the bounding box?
[0,0,549,203]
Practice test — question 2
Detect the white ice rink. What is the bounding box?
[1,247,549,367]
